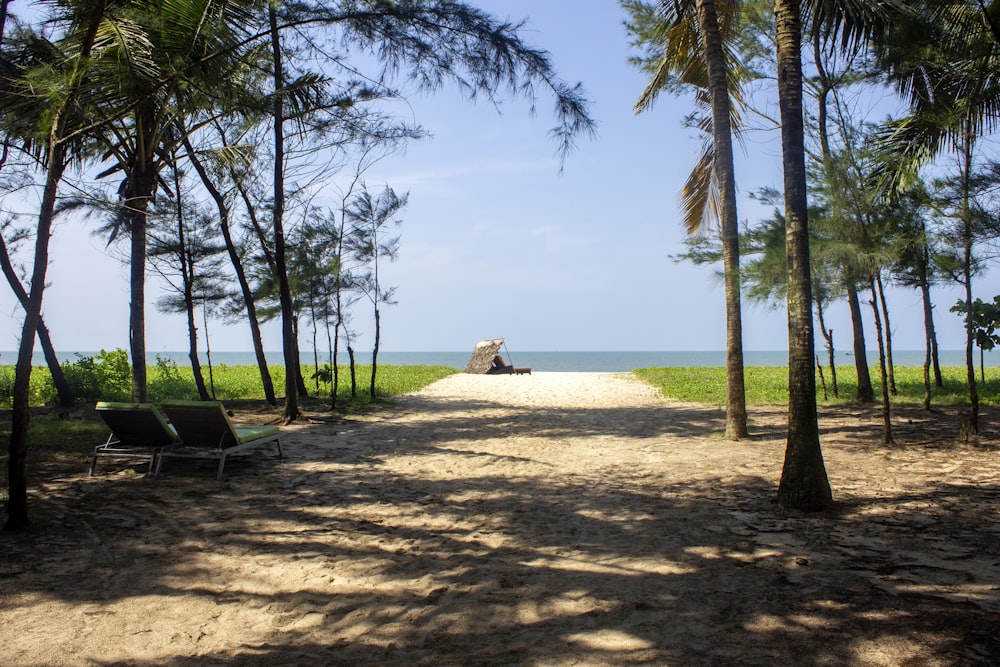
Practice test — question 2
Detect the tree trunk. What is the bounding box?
[0,235,74,407]
[312,310,320,394]
[172,161,210,401]
[183,137,276,404]
[7,0,106,529]
[332,323,341,409]
[774,0,832,512]
[185,297,210,400]
[918,240,936,408]
[292,319,308,398]
[815,297,837,398]
[6,152,66,530]
[697,0,747,439]
[370,307,380,400]
[270,5,299,422]
[126,157,157,403]
[875,272,896,396]
[960,129,978,434]
[847,282,874,402]
[869,279,893,445]
[348,344,357,398]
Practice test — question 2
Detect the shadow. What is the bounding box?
[2,387,999,665]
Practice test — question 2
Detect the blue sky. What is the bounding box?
[0,0,992,355]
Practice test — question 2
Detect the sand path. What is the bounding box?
[2,372,999,665]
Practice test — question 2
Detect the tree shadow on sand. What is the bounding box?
[2,392,999,665]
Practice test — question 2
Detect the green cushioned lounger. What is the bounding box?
[91,402,180,476]
[156,400,282,480]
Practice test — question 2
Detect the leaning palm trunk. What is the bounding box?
[697,0,748,439]
[6,0,106,530]
[0,236,73,406]
[774,0,832,511]
[7,153,66,530]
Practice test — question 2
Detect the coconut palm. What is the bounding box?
[772,0,904,510]
[0,0,115,530]
[92,0,263,402]
[624,0,751,439]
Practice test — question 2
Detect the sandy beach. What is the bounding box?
[2,371,999,665]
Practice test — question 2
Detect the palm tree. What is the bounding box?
[773,0,904,509]
[624,0,750,439]
[1,0,111,530]
[94,0,261,402]
[773,0,832,510]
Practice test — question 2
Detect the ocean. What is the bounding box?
[5,349,995,372]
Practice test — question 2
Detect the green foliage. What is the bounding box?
[147,355,194,401]
[634,365,1000,407]
[61,349,133,403]
[951,297,1000,352]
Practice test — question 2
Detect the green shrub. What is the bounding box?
[61,349,131,402]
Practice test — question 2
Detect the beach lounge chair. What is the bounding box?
[90,402,181,476]
[487,354,531,375]
[155,400,282,481]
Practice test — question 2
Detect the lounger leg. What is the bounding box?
[216,453,228,481]
[146,449,160,476]
[89,435,114,477]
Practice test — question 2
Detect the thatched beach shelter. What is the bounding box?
[465,338,531,375]
[465,338,506,374]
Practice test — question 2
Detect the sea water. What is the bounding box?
[7,349,995,372]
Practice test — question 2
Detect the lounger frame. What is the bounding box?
[156,401,282,480]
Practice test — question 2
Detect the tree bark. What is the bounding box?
[869,279,893,444]
[917,243,937,407]
[847,282,874,402]
[170,160,210,401]
[370,307,380,400]
[126,138,158,403]
[697,0,748,439]
[774,0,832,511]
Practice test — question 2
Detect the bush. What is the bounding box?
[62,349,132,402]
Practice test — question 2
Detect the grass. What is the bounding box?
[0,364,460,474]
[0,362,460,407]
[633,364,1000,406]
